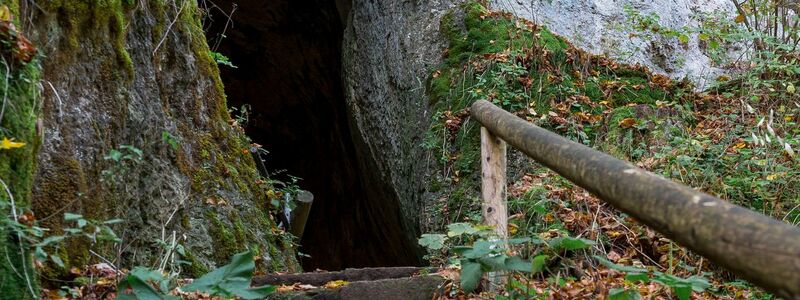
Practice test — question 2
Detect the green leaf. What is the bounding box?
[128,267,172,294]
[594,255,648,273]
[418,234,446,250]
[685,276,711,292]
[531,254,548,273]
[678,34,689,44]
[503,256,532,273]
[460,260,483,293]
[478,255,506,271]
[64,213,82,221]
[625,273,650,283]
[447,223,477,237]
[507,237,531,245]
[462,240,494,259]
[549,237,595,251]
[117,274,168,300]
[182,251,273,299]
[672,284,692,300]
[36,235,66,247]
[609,288,642,300]
[50,255,64,268]
[105,150,123,162]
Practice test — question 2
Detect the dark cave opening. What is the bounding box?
[203,0,423,270]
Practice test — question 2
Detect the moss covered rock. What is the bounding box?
[16,0,298,281]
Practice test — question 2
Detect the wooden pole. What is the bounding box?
[481,126,508,291]
[289,190,314,240]
[480,127,508,238]
[471,100,800,299]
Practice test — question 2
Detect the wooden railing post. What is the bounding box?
[480,126,508,291]
[480,127,508,238]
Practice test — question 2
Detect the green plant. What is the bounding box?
[161,131,179,151]
[595,256,711,300]
[117,250,274,299]
[101,144,143,182]
[209,51,237,68]
[419,222,595,293]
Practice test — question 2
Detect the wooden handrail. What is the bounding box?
[471,100,800,299]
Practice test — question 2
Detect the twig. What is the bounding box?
[153,0,187,57]
[89,249,119,271]
[46,81,63,121]
[0,57,10,126]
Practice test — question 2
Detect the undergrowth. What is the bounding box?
[420,1,797,299]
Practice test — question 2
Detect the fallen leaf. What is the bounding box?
[324,280,349,289]
[618,118,636,129]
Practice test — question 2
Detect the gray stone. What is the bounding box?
[491,0,734,88]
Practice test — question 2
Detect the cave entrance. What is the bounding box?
[203,0,422,270]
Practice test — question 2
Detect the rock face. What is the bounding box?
[342,0,458,262]
[491,0,733,87]
[22,1,297,278]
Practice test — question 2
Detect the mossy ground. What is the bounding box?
[422,2,788,298]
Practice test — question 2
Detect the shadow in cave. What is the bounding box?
[203,0,423,270]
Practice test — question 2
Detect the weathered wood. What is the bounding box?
[480,127,508,290]
[289,190,314,239]
[480,127,508,238]
[471,100,800,299]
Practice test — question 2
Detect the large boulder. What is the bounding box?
[24,0,298,278]
[341,0,459,265]
[491,0,734,86]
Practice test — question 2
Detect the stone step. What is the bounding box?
[255,267,446,300]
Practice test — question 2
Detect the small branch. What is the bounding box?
[153,0,187,57]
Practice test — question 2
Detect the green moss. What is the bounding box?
[40,0,135,76]
[0,2,42,297]
[206,211,243,262]
[182,248,210,278]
